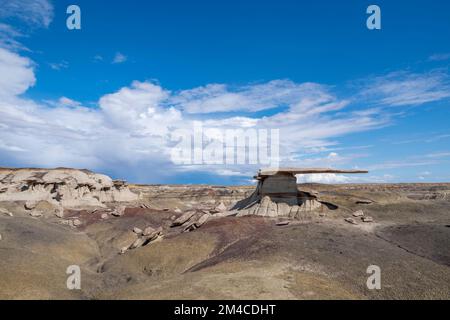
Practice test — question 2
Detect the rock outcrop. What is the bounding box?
[0,168,138,209]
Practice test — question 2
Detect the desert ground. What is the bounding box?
[0,168,449,300]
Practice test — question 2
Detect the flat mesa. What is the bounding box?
[257,167,368,178]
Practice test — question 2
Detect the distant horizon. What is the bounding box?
[2,165,450,186]
[1,0,450,185]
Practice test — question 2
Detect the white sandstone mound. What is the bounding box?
[0,168,138,209]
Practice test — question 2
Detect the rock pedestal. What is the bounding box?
[233,167,368,219]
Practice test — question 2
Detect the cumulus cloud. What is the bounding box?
[1,37,450,183]
[0,47,385,182]
[0,47,35,99]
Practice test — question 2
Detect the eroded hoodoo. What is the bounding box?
[233,168,368,219]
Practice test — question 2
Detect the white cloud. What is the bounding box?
[0,0,53,28]
[49,61,68,70]
[0,47,35,99]
[2,42,450,183]
[57,97,82,108]
[0,0,53,52]
[359,71,450,107]
[112,52,127,64]
[0,45,393,183]
[429,53,450,62]
[297,173,352,184]
[171,80,337,114]
[423,152,450,158]
[368,160,438,171]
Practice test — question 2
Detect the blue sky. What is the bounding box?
[0,0,449,184]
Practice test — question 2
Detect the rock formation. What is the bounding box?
[0,168,138,209]
[233,168,368,219]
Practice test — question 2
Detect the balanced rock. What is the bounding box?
[233,168,367,220]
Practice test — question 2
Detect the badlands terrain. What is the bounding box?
[0,167,449,300]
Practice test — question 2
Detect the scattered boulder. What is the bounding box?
[171,211,196,227]
[29,210,43,218]
[24,201,37,210]
[213,210,238,218]
[352,210,364,217]
[133,227,143,235]
[130,238,146,249]
[356,200,373,205]
[174,207,182,213]
[145,227,163,241]
[126,226,164,251]
[59,219,71,226]
[215,202,227,212]
[194,213,210,228]
[73,219,82,226]
[362,216,374,223]
[101,213,109,219]
[143,226,155,236]
[111,206,126,217]
[345,217,358,225]
[55,207,64,218]
[0,207,13,217]
[276,221,290,226]
[0,233,2,241]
